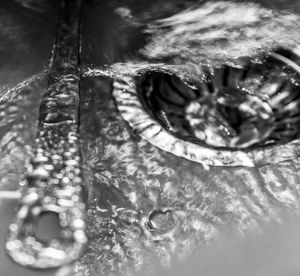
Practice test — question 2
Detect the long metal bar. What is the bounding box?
[5,0,86,269]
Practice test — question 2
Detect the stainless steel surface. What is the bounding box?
[0,0,300,275]
[5,0,87,269]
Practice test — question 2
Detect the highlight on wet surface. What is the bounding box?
[113,47,300,167]
[141,1,300,67]
[5,0,87,269]
[1,0,300,275]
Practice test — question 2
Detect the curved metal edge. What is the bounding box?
[112,47,300,167]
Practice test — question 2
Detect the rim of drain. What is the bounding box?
[113,47,300,167]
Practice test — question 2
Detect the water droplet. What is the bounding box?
[148,209,176,235]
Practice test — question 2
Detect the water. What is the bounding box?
[5,0,87,269]
[1,0,300,275]
[112,49,300,167]
[78,76,300,275]
[0,75,46,191]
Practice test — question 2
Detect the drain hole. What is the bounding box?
[137,51,300,149]
[35,211,61,243]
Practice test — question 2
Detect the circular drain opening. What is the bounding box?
[138,51,300,150]
[113,48,300,166]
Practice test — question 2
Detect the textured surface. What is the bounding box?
[0,0,300,275]
[5,0,87,269]
[77,76,300,275]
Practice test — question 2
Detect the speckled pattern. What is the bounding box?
[77,76,300,275]
[0,75,46,191]
[76,1,300,274]
[5,0,87,268]
[0,0,300,274]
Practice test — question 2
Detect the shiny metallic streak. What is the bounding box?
[6,0,86,269]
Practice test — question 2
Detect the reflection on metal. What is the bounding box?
[6,0,87,269]
[113,48,300,167]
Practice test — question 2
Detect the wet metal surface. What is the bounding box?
[78,74,300,275]
[0,0,300,275]
[77,1,300,275]
[113,48,300,167]
[5,0,87,269]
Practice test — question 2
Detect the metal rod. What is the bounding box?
[6,0,86,269]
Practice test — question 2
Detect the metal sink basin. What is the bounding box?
[1,0,300,275]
